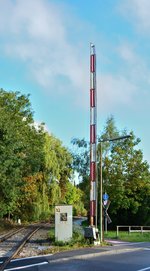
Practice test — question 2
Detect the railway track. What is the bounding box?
[0,225,42,271]
[0,227,25,243]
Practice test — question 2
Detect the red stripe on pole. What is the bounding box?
[90,54,95,72]
[90,125,96,143]
[90,200,96,216]
[90,89,95,107]
[90,161,96,181]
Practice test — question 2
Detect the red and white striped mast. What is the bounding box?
[90,43,97,227]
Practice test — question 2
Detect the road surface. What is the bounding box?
[4,241,150,271]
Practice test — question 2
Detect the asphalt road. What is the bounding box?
[4,241,150,271]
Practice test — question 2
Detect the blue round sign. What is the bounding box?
[103,192,109,201]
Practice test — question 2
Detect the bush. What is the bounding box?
[48,227,89,247]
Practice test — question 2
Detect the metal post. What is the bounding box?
[100,141,103,242]
[105,216,107,234]
[117,226,119,237]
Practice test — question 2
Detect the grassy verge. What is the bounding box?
[82,220,150,242]
[41,223,150,255]
[105,231,150,242]
[41,227,92,254]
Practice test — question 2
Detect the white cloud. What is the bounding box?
[119,0,150,33]
[0,0,87,95]
[0,0,65,40]
[99,74,137,112]
[117,43,149,81]
[117,43,136,63]
[0,0,145,113]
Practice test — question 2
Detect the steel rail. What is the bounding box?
[0,225,42,271]
[0,227,25,243]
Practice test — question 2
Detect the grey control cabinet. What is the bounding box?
[55,205,73,241]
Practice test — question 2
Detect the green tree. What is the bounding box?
[0,89,46,219]
[17,130,74,221]
[42,133,73,201]
[64,181,87,216]
[71,116,150,225]
[71,138,90,211]
[0,89,34,217]
[0,88,78,221]
[99,117,150,225]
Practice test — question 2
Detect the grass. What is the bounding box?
[105,231,150,242]
[82,220,150,242]
[38,217,150,255]
[40,227,150,255]
[40,227,92,254]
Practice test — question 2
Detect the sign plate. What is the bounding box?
[103,200,108,206]
[103,192,109,201]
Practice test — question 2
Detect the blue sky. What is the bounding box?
[0,0,150,163]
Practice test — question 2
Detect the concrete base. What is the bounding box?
[94,240,101,246]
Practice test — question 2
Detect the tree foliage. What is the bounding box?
[71,116,150,225]
[0,88,85,221]
[0,89,38,217]
[71,138,90,211]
